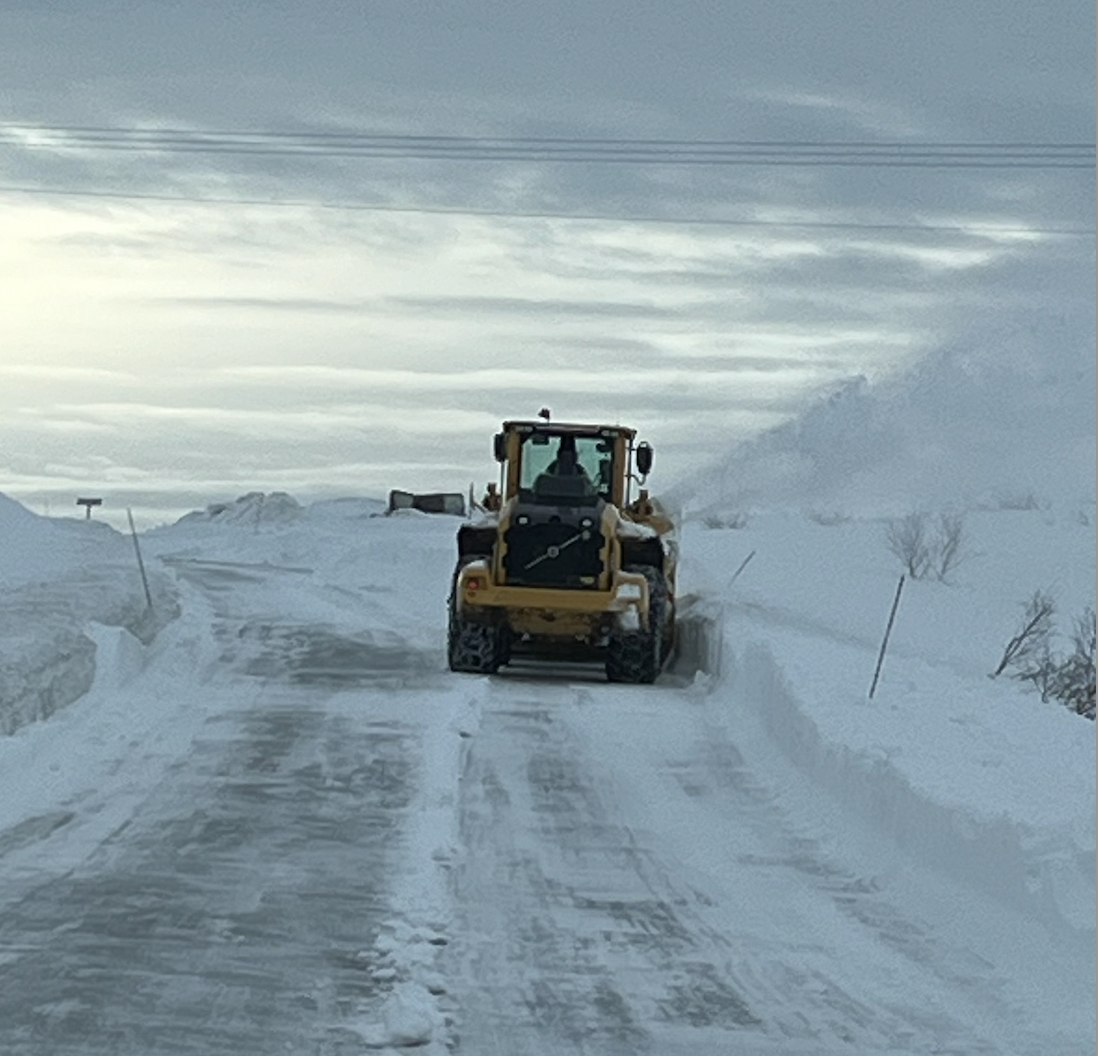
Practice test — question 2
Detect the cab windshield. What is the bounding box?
[518,433,615,503]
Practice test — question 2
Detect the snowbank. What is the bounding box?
[0,494,179,735]
[173,490,305,527]
[727,639,1094,942]
[682,508,1096,944]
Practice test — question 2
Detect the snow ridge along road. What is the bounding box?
[0,496,1093,1054]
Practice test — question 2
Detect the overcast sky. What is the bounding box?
[1,1,1094,526]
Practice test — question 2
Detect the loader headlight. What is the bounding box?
[515,514,530,525]
[579,517,593,528]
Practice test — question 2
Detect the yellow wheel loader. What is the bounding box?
[448,417,677,683]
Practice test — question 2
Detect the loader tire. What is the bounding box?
[606,565,668,684]
[448,596,507,675]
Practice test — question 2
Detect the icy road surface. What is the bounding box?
[0,505,1091,1055]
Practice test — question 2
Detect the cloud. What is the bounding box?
[149,296,371,314]
[387,295,680,319]
[148,294,684,320]
[1,365,139,383]
[735,87,930,140]
[1,0,1090,525]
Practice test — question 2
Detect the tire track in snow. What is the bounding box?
[446,683,762,1056]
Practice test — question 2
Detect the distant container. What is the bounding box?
[388,490,466,516]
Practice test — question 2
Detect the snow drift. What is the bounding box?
[671,341,1096,521]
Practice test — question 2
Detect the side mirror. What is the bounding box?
[635,441,653,477]
[493,432,507,463]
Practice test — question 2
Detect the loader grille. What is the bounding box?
[502,521,605,588]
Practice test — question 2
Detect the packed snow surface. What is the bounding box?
[0,482,1093,1054]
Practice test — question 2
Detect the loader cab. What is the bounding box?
[520,433,607,506]
[495,422,640,508]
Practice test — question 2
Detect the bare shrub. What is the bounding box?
[809,509,851,526]
[990,491,1044,511]
[703,512,749,530]
[990,590,1056,679]
[885,513,934,579]
[992,596,1096,720]
[1048,608,1096,719]
[1012,637,1058,702]
[885,511,967,581]
[933,512,968,581]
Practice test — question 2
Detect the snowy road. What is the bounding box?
[0,504,1092,1055]
[447,676,1077,1056]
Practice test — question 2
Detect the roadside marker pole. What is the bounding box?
[869,574,906,700]
[127,508,154,612]
[728,549,756,590]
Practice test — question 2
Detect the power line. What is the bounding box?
[8,147,1092,168]
[5,125,1093,153]
[1,182,1091,237]
[2,125,1093,169]
[6,124,1094,148]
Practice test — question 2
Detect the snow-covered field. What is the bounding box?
[0,477,1092,1054]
